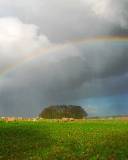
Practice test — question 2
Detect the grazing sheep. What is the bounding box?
[4,117,15,122]
[61,118,75,122]
[69,118,75,121]
[62,118,69,122]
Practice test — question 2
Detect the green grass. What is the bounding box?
[0,119,128,160]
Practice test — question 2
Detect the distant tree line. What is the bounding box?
[39,105,87,119]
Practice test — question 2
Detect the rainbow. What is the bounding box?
[0,35,128,78]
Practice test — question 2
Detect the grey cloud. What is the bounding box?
[0,0,120,42]
[1,40,128,116]
[0,0,128,116]
[87,0,128,29]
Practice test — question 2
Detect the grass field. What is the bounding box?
[0,119,128,160]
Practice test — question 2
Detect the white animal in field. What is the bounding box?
[4,117,15,122]
[61,118,75,122]
[62,118,69,122]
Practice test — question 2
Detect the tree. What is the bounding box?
[39,105,88,119]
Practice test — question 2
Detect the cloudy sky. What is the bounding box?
[0,0,128,117]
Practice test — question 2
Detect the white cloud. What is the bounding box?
[0,17,50,69]
[86,0,128,28]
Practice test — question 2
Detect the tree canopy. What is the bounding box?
[39,105,87,119]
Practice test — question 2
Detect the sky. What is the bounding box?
[0,0,128,117]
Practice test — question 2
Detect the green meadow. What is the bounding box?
[0,119,128,160]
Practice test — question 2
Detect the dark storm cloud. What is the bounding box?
[1,40,128,116]
[0,0,128,116]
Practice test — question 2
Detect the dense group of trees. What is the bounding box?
[39,105,87,119]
